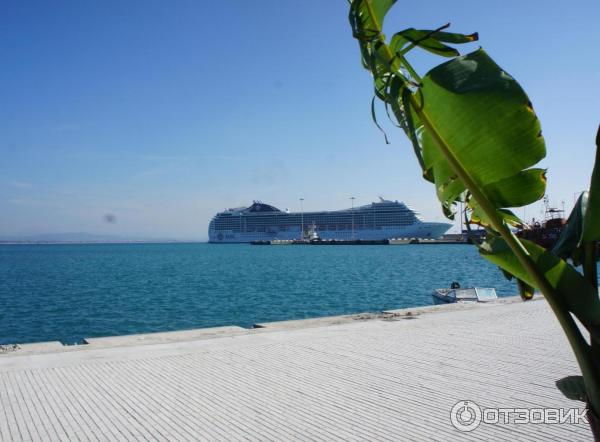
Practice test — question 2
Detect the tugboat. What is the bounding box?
[292,222,320,244]
[306,223,320,242]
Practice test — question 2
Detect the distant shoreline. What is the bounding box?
[0,240,207,245]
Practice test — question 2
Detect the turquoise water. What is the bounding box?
[0,243,518,345]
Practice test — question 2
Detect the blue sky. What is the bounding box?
[1,0,599,240]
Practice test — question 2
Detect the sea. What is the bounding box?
[0,242,521,345]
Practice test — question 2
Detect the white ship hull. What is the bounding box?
[209,222,450,243]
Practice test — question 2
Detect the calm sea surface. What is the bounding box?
[1,243,520,345]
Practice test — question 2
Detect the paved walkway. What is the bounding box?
[0,298,592,441]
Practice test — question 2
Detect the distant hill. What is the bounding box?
[0,232,180,243]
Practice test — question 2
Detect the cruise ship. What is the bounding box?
[208,198,451,243]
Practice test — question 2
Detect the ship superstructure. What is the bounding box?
[208,198,451,243]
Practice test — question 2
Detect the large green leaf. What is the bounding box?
[417,49,546,211]
[480,169,546,208]
[480,236,600,331]
[583,125,600,242]
[467,170,545,229]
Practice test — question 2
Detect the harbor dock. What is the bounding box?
[251,236,469,245]
[251,239,391,245]
[0,297,590,440]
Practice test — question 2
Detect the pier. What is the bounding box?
[251,239,391,245]
[250,237,469,245]
[0,297,590,440]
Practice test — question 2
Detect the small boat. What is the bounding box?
[432,282,498,305]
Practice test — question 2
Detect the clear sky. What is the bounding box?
[1,0,599,240]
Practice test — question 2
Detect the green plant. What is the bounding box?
[348,0,600,435]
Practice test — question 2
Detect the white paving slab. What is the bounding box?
[0,298,592,441]
[84,325,247,348]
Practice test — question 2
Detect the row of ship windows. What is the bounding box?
[214,214,416,223]
[215,222,415,227]
[215,221,415,228]
[219,209,412,218]
[213,222,414,232]
[219,210,413,219]
[214,226,392,233]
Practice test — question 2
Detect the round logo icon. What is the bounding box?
[217,233,223,241]
[450,400,482,432]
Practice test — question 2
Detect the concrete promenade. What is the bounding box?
[0,297,592,441]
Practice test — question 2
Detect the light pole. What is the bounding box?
[299,198,304,240]
[350,196,356,240]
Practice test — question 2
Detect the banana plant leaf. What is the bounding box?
[583,126,600,242]
[349,1,547,219]
[415,49,546,213]
[348,0,600,425]
[552,192,586,263]
[349,0,396,41]
[480,169,546,208]
[494,248,534,300]
[468,170,544,227]
[390,28,478,58]
[480,236,600,335]
[470,206,523,228]
[553,127,600,255]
